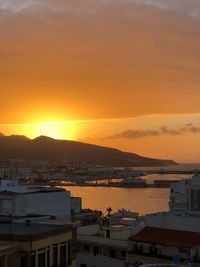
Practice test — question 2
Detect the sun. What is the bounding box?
[20,121,77,140]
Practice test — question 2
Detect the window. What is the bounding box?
[53,245,58,267]
[21,255,28,267]
[93,247,99,256]
[30,254,35,267]
[122,250,127,258]
[68,239,72,264]
[60,245,66,267]
[38,253,45,267]
[191,190,200,211]
[106,230,110,238]
[110,249,116,258]
[47,249,50,267]
[84,245,90,251]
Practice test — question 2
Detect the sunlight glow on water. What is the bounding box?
[65,186,170,215]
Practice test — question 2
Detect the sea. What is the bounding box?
[64,163,200,215]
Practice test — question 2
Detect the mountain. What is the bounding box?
[0,135,177,167]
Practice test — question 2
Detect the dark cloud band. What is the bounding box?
[108,124,200,139]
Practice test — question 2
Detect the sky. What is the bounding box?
[0,0,200,162]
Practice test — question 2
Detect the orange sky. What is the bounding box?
[0,0,200,162]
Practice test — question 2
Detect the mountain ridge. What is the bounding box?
[0,135,177,167]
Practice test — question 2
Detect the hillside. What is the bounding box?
[0,135,177,167]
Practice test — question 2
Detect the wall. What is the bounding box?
[19,229,74,267]
[145,214,200,233]
[71,197,82,214]
[13,191,71,218]
[78,225,99,236]
[131,241,179,257]
[109,228,132,240]
[0,190,71,218]
[77,252,126,267]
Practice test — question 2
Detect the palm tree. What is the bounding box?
[107,207,112,217]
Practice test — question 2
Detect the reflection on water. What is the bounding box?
[64,186,170,215]
[144,173,190,184]
[131,163,200,171]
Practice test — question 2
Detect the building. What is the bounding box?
[0,244,19,267]
[0,182,80,266]
[71,197,82,215]
[0,186,72,219]
[169,173,200,215]
[144,212,200,233]
[129,227,200,263]
[126,174,200,266]
[0,182,78,267]
[0,219,76,267]
[77,224,132,267]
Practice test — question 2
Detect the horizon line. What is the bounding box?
[1,113,200,127]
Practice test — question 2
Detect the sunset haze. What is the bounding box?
[1,0,200,162]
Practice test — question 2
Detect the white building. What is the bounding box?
[129,226,200,262]
[0,182,77,267]
[71,197,82,215]
[77,224,132,267]
[125,173,200,266]
[0,168,11,178]
[144,212,200,233]
[169,174,200,216]
[0,185,72,219]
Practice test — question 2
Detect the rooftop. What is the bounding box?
[0,244,18,256]
[78,233,128,248]
[130,227,200,248]
[0,221,72,241]
[103,224,131,231]
[0,185,67,194]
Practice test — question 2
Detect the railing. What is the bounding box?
[192,262,200,267]
[51,260,75,267]
[129,251,172,261]
[129,252,200,266]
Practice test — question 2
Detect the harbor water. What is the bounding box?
[64,186,170,215]
[65,164,200,215]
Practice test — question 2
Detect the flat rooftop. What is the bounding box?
[0,221,72,241]
[103,224,131,231]
[78,234,128,248]
[0,244,18,255]
[0,185,68,194]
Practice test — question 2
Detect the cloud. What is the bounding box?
[0,0,38,12]
[1,0,200,19]
[0,0,200,124]
[108,124,200,139]
[0,0,69,13]
[160,126,179,136]
[186,125,200,133]
[108,129,160,139]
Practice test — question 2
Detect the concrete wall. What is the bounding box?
[109,228,132,240]
[145,213,200,233]
[103,247,127,260]
[78,243,127,261]
[170,180,188,212]
[0,253,21,267]
[14,229,74,267]
[71,197,82,215]
[77,252,126,267]
[0,190,71,218]
[170,175,200,215]
[78,225,99,235]
[131,241,179,257]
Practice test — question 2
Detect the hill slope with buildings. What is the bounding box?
[0,135,176,167]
